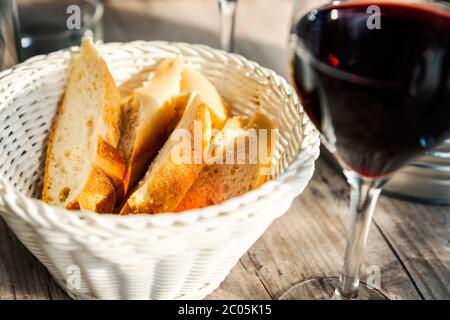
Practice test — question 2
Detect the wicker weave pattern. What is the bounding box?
[0,41,320,300]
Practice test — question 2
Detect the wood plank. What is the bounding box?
[209,158,422,300]
[206,261,272,300]
[0,219,69,300]
[375,198,450,299]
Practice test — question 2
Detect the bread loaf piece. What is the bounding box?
[120,94,212,214]
[118,59,184,198]
[119,66,155,100]
[176,113,274,212]
[181,68,228,128]
[42,38,124,213]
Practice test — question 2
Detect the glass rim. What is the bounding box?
[318,0,450,13]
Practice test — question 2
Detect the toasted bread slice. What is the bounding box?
[244,112,275,188]
[118,58,184,197]
[119,66,155,100]
[176,113,274,212]
[65,166,116,212]
[120,94,212,214]
[181,68,228,128]
[42,38,124,213]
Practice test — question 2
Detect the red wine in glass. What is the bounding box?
[290,1,450,178]
[283,0,450,300]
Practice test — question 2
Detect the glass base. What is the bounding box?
[279,277,389,300]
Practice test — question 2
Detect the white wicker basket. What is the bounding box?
[0,41,320,300]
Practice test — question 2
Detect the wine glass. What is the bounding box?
[284,0,450,300]
[18,0,103,60]
[218,0,237,52]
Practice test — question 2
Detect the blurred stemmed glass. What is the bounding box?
[218,0,237,52]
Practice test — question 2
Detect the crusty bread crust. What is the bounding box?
[176,114,273,212]
[119,96,181,199]
[42,94,65,205]
[181,69,228,128]
[42,38,124,213]
[175,163,259,211]
[66,166,116,213]
[118,59,184,197]
[43,43,269,214]
[94,138,126,199]
[120,94,212,214]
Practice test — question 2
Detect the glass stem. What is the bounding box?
[333,171,386,299]
[218,0,237,52]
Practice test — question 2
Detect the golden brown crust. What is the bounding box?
[68,166,116,213]
[42,57,78,204]
[120,101,212,215]
[117,60,185,197]
[175,164,258,212]
[65,199,80,211]
[42,89,67,203]
[180,69,229,129]
[101,59,121,146]
[94,138,126,202]
[176,114,274,212]
[122,97,181,197]
[42,38,123,212]
[121,161,206,215]
[175,118,249,211]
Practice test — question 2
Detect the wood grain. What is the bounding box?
[208,158,423,300]
[0,0,448,300]
[375,198,450,299]
[0,219,69,300]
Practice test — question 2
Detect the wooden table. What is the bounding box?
[1,0,448,300]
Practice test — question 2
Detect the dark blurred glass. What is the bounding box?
[18,0,103,60]
[0,0,20,69]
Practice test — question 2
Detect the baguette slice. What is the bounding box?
[120,94,212,214]
[176,113,274,212]
[181,68,228,128]
[118,58,184,198]
[119,66,155,100]
[42,38,124,213]
[244,112,275,188]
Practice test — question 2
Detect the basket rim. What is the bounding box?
[0,40,320,229]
